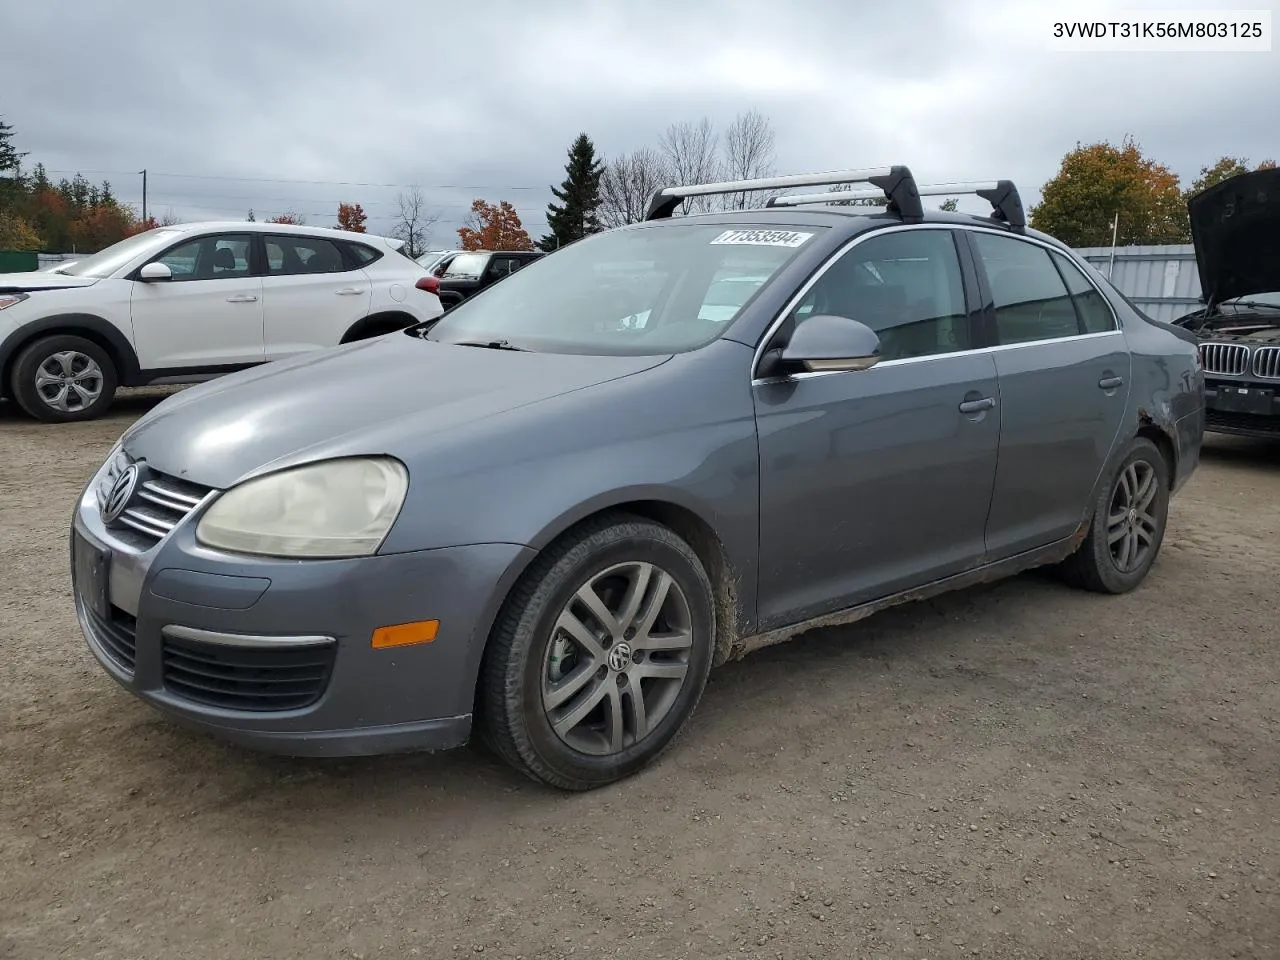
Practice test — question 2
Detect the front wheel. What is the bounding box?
[478,516,716,790]
[11,334,118,423]
[1060,437,1170,594]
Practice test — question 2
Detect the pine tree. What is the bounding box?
[540,133,604,251]
[0,116,24,172]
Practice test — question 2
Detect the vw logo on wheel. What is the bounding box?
[101,464,140,524]
[607,642,633,673]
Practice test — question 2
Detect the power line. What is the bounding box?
[42,168,548,191]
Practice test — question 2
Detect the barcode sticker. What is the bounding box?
[710,229,814,248]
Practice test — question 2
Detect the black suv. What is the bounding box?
[436,250,544,308]
[1175,167,1280,438]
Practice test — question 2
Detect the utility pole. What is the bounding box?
[139,168,147,224]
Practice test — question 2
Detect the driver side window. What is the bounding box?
[155,234,253,282]
[792,230,970,361]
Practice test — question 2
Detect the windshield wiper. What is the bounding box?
[1222,299,1280,312]
[453,339,528,351]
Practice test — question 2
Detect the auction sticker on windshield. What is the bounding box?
[710,229,814,247]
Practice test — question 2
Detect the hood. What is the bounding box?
[0,272,99,292]
[1188,167,1280,305]
[122,334,668,489]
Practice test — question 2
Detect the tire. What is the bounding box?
[11,334,118,423]
[478,514,716,791]
[1059,437,1170,594]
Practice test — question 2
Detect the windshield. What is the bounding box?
[427,223,823,355]
[58,229,185,279]
[416,251,449,269]
[442,253,489,278]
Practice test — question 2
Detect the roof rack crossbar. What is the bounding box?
[644,165,922,222]
[765,178,1026,231]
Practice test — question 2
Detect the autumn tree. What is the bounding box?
[336,202,367,233]
[600,147,670,228]
[267,211,306,225]
[0,211,42,249]
[457,199,534,251]
[540,133,604,251]
[938,198,959,212]
[1185,156,1278,199]
[1029,136,1187,246]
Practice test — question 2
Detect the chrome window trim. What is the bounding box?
[749,222,1123,384]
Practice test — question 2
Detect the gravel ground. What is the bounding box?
[1,390,1278,960]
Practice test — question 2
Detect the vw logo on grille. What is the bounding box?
[101,464,139,524]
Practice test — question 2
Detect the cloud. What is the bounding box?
[1,0,1272,242]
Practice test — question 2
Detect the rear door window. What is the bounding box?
[971,232,1081,344]
[1051,251,1117,334]
[264,236,351,276]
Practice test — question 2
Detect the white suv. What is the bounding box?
[0,222,444,422]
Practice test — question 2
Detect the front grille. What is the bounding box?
[85,605,137,672]
[1200,342,1250,376]
[1253,347,1280,380]
[101,461,213,549]
[161,635,335,712]
[1205,410,1280,435]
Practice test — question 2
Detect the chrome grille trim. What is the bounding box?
[1253,346,1280,380]
[1200,342,1250,376]
[101,463,215,548]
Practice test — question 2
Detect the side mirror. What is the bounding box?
[139,262,172,282]
[776,314,882,374]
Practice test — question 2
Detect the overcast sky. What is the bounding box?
[1,0,1274,246]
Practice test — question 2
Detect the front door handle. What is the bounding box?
[335,287,363,295]
[1098,375,1124,390]
[225,294,258,303]
[958,397,995,414]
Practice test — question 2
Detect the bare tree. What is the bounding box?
[599,147,671,228]
[392,186,439,258]
[657,118,719,214]
[718,109,777,210]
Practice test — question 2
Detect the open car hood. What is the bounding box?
[1188,167,1280,305]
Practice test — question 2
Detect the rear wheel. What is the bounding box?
[479,516,716,790]
[11,335,117,423]
[1060,437,1169,594]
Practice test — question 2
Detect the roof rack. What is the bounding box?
[765,179,1026,232]
[644,166,923,223]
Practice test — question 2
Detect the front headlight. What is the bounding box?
[196,457,409,558]
[0,293,30,311]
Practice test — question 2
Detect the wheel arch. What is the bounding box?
[463,495,745,727]
[0,314,140,399]
[339,311,418,343]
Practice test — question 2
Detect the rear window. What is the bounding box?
[443,254,489,278]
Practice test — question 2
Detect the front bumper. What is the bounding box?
[71,472,533,757]
[1204,379,1280,438]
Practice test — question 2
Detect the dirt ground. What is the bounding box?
[1,389,1277,960]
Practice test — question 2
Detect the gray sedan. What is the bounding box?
[71,168,1205,790]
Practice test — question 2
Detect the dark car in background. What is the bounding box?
[436,250,544,308]
[1176,167,1280,438]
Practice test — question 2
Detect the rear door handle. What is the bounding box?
[335,287,363,295]
[1098,376,1125,390]
[225,294,258,303]
[958,397,995,414]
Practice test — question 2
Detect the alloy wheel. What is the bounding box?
[1107,459,1159,574]
[34,351,104,413]
[541,561,694,756]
